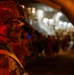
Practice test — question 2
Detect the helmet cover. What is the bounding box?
[0,0,26,23]
[0,0,26,37]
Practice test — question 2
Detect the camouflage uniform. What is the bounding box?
[0,0,26,75]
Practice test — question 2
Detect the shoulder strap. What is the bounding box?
[0,49,24,69]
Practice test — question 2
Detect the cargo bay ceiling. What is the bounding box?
[18,0,74,25]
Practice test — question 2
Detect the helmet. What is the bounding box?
[0,0,26,23]
[0,0,26,37]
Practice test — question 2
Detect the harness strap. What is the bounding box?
[0,49,24,69]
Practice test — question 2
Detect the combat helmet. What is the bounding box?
[0,0,26,37]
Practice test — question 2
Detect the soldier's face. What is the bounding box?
[9,19,24,42]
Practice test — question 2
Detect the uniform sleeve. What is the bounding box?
[0,54,21,75]
[0,54,9,75]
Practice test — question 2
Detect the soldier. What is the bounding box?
[0,0,28,75]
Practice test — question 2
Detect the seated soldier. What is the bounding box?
[0,0,28,75]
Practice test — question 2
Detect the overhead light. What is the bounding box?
[43,18,48,24]
[49,19,54,25]
[32,7,36,14]
[37,10,44,19]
